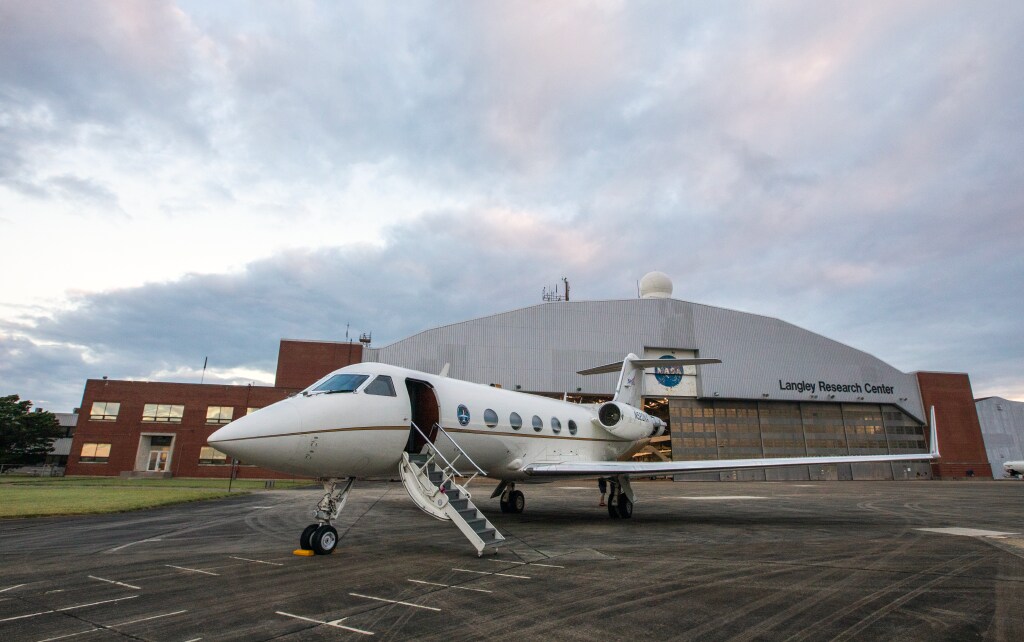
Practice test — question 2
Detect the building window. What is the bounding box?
[89,401,120,421]
[510,412,522,430]
[364,375,397,397]
[199,446,229,465]
[532,415,543,432]
[142,404,185,423]
[80,442,111,463]
[206,406,234,424]
[484,409,499,427]
[246,407,260,415]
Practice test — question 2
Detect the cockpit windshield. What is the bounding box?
[310,373,369,394]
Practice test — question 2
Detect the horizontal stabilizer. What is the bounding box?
[578,357,721,376]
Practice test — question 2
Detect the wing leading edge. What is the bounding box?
[525,407,940,479]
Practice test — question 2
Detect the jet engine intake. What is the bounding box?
[596,402,666,441]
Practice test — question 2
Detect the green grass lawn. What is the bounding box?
[0,476,314,518]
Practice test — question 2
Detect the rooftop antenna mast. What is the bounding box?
[542,277,570,302]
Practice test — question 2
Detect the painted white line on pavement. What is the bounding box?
[88,575,141,590]
[107,538,162,553]
[35,628,99,642]
[0,595,139,623]
[165,565,219,576]
[452,568,530,579]
[230,556,284,566]
[408,579,492,593]
[276,611,374,635]
[349,593,441,611]
[112,609,188,627]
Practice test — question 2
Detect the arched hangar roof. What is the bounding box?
[364,298,925,422]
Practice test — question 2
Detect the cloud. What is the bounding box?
[1,2,1022,409]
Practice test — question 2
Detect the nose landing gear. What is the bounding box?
[298,477,355,555]
[498,482,525,514]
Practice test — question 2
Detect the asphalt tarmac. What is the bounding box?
[1,480,1022,641]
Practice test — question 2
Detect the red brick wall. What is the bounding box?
[916,372,992,479]
[274,340,363,390]
[66,379,304,479]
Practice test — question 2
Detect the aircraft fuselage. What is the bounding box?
[208,362,640,480]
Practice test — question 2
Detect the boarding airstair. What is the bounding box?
[399,422,505,556]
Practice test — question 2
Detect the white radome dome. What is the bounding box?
[639,271,673,299]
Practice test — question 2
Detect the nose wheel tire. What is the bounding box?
[310,524,339,555]
[300,524,319,550]
[510,490,525,514]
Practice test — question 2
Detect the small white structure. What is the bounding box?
[639,271,673,299]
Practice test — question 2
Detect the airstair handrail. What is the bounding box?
[434,423,487,476]
[410,421,463,476]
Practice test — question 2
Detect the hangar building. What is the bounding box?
[976,397,1024,478]
[362,274,988,480]
[66,274,992,480]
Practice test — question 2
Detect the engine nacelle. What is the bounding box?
[595,402,666,441]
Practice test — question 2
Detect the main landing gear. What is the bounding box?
[606,476,634,519]
[298,477,355,555]
[497,482,525,514]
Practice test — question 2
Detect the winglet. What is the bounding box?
[929,405,940,458]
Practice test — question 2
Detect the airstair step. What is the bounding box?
[401,429,505,556]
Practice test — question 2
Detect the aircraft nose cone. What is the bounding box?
[207,399,302,462]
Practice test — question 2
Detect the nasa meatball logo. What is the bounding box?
[654,354,683,388]
[456,404,470,426]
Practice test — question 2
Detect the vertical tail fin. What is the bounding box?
[612,353,645,408]
[577,354,721,409]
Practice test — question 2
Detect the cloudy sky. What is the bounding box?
[1,1,1021,412]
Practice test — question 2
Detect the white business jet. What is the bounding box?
[208,354,940,556]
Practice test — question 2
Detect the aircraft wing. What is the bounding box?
[524,451,937,477]
[526,408,940,478]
